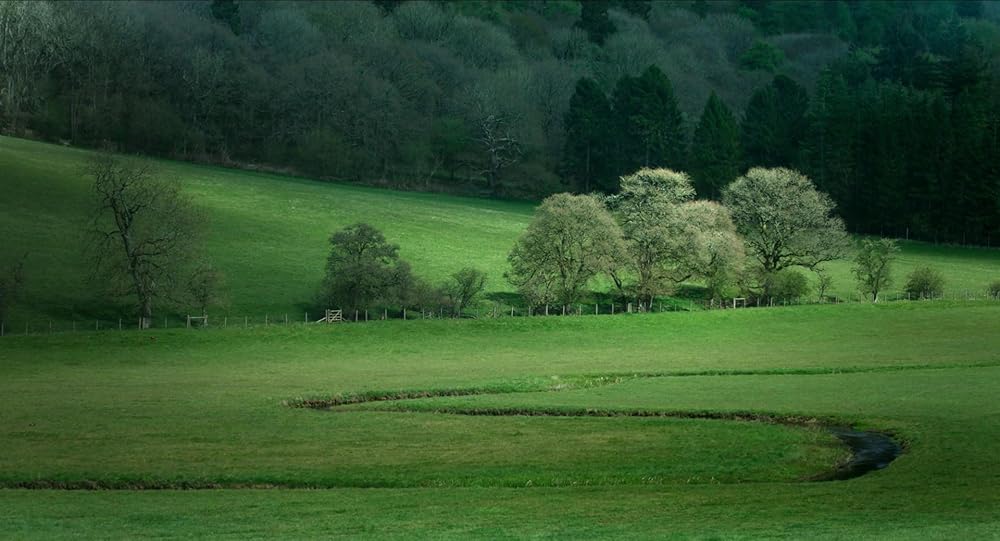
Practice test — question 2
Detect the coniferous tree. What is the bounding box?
[802,69,858,224]
[741,75,809,169]
[612,66,686,177]
[562,78,614,193]
[689,92,741,199]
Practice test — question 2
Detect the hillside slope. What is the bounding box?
[1,136,998,324]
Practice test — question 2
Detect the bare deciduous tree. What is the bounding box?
[0,252,27,323]
[87,153,204,328]
[445,267,487,317]
[474,110,522,195]
[187,262,227,315]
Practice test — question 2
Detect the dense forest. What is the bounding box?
[1,0,999,245]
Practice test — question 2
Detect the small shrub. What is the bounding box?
[904,267,945,299]
[763,269,810,301]
[989,280,1000,299]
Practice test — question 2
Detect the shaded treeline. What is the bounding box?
[1,0,998,244]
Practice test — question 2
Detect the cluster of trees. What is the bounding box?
[507,166,849,308]
[852,238,950,302]
[2,1,998,245]
[30,156,990,324]
[318,223,488,315]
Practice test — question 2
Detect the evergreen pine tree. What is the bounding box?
[802,69,858,222]
[562,78,615,193]
[689,92,741,199]
[612,65,686,177]
[741,74,809,169]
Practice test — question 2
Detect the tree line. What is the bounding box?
[1,0,999,244]
[4,153,994,326]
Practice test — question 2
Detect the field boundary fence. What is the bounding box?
[2,289,999,338]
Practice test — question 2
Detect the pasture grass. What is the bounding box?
[2,135,999,326]
[1,302,1000,537]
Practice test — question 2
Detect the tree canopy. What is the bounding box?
[1,0,998,244]
[507,193,625,307]
[722,167,850,282]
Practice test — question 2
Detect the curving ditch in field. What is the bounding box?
[292,374,904,482]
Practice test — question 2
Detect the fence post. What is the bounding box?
[119,319,122,330]
[611,303,615,315]
[365,310,368,322]
[511,306,514,317]
[224,317,228,328]
[403,308,407,320]
[244,316,248,328]
[265,314,269,326]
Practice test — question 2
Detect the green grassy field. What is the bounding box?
[2,301,1000,538]
[3,136,1000,538]
[2,136,998,326]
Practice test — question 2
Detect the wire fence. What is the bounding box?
[2,289,999,338]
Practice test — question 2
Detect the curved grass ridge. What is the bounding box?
[291,368,910,484]
[285,360,1000,409]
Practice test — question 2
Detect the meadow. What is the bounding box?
[1,301,999,538]
[2,136,999,327]
[3,136,1000,538]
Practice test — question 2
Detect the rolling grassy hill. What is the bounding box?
[2,134,999,326]
[2,301,999,538]
[4,136,1000,538]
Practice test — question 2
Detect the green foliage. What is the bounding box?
[0,0,998,243]
[606,168,696,302]
[4,137,1000,324]
[723,167,850,277]
[612,66,686,175]
[852,238,899,302]
[562,78,614,192]
[607,168,743,303]
[989,279,1000,299]
[507,193,625,307]
[905,266,946,299]
[689,92,741,199]
[576,0,615,44]
[761,268,810,300]
[445,267,487,316]
[319,223,415,311]
[739,40,785,72]
[741,75,809,169]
